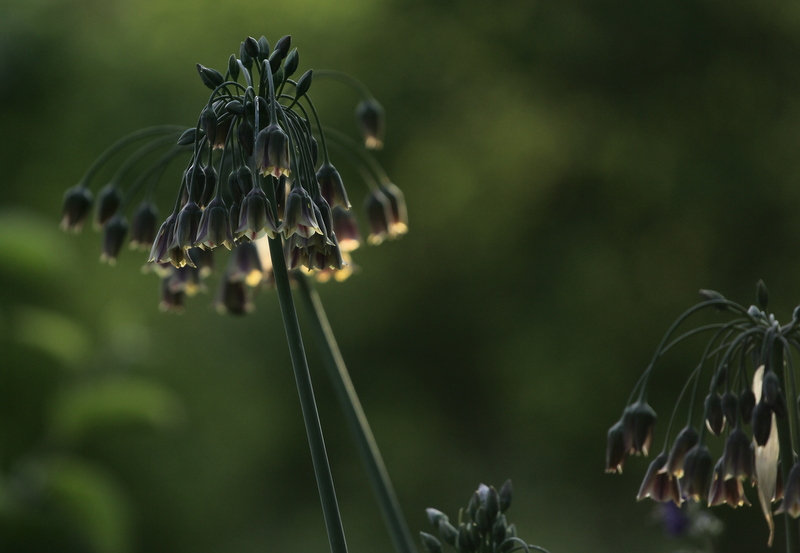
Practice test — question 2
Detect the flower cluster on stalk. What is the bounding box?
[605,281,800,546]
[60,35,407,314]
[420,481,552,553]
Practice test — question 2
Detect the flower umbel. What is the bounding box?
[605,282,800,548]
[61,34,408,312]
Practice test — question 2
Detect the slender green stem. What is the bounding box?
[268,239,348,553]
[263,173,348,553]
[79,125,186,187]
[296,274,417,553]
[314,70,374,100]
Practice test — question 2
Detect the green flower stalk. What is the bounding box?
[606,281,800,551]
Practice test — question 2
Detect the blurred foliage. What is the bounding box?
[3,0,800,552]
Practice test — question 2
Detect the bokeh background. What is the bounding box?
[3,0,800,551]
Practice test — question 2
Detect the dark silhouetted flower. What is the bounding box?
[356,98,385,150]
[60,185,93,232]
[255,123,290,179]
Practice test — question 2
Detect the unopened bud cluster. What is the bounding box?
[421,481,551,553]
[606,281,800,545]
[60,35,407,313]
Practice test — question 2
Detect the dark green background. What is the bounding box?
[2,0,800,551]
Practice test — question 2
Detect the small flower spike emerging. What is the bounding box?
[605,282,800,547]
[422,481,552,553]
[61,35,404,311]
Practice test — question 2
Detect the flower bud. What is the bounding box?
[196,63,225,90]
[438,520,457,547]
[425,508,448,529]
[200,106,218,147]
[60,185,93,232]
[356,98,385,149]
[257,36,270,61]
[756,279,769,310]
[274,35,292,59]
[699,289,726,304]
[284,48,299,78]
[420,532,442,553]
[752,401,773,446]
[177,127,197,146]
[243,37,259,61]
[498,480,512,513]
[484,486,500,523]
[492,513,507,544]
[295,69,313,98]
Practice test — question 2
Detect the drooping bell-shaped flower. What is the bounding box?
[235,187,279,241]
[255,123,290,178]
[195,197,234,250]
[317,162,350,209]
[129,201,159,251]
[355,98,385,150]
[100,215,129,265]
[60,185,93,232]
